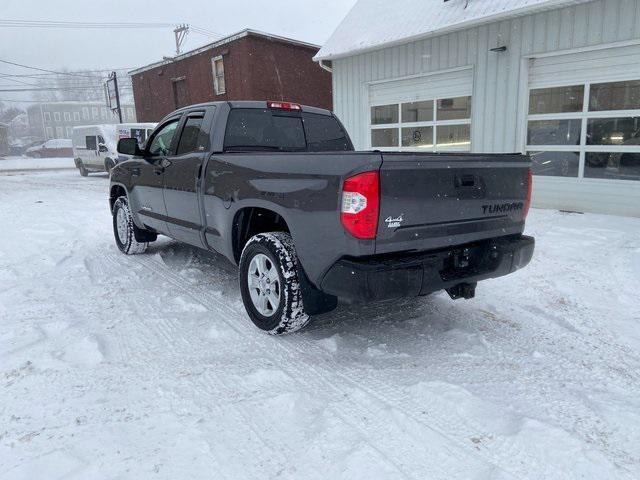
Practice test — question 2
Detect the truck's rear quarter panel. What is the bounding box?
[202,152,382,286]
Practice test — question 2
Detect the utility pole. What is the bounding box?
[174,24,189,55]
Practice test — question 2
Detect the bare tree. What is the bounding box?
[31,69,134,103]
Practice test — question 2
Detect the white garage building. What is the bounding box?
[315,0,640,216]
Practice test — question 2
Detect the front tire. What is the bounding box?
[239,232,310,335]
[105,158,115,174]
[112,196,148,255]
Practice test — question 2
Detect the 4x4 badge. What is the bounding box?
[385,214,404,228]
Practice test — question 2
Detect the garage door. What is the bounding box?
[526,44,640,216]
[369,68,473,152]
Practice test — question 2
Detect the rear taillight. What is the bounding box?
[341,171,379,240]
[267,101,302,111]
[524,169,533,218]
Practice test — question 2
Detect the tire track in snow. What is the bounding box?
[118,249,638,479]
[108,251,520,480]
[98,254,328,480]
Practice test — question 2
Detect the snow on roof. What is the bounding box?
[315,0,593,61]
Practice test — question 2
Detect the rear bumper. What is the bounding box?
[320,235,535,302]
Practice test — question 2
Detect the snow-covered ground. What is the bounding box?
[1,170,639,480]
[0,156,75,173]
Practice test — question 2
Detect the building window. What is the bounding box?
[101,108,109,120]
[44,112,51,122]
[54,112,61,122]
[212,56,225,95]
[66,126,73,138]
[45,126,53,139]
[73,111,80,121]
[82,107,89,120]
[370,96,471,151]
[64,112,71,121]
[92,107,99,119]
[527,80,640,181]
[55,126,63,138]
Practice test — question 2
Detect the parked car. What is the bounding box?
[25,139,73,158]
[72,123,156,176]
[110,101,534,335]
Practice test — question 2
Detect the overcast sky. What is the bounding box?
[0,0,357,104]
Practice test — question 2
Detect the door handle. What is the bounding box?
[154,168,164,175]
[131,167,141,177]
[455,174,477,188]
[196,165,202,179]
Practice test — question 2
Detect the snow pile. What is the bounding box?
[0,156,75,172]
[316,0,593,60]
[0,170,639,479]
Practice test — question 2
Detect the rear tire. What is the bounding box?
[239,232,310,335]
[78,163,88,177]
[112,196,148,255]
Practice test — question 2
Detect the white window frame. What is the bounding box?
[65,126,73,138]
[43,112,51,123]
[54,112,61,122]
[63,111,71,121]
[369,96,472,152]
[212,55,226,95]
[55,126,63,138]
[45,126,53,139]
[525,80,640,180]
[82,107,89,120]
[92,107,99,119]
[73,111,80,121]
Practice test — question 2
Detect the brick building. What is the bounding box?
[130,29,332,122]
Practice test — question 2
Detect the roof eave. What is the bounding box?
[314,0,589,62]
[130,28,320,76]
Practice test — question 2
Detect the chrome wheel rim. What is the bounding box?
[116,207,128,244]
[247,253,281,317]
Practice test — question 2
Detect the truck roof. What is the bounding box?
[170,101,333,117]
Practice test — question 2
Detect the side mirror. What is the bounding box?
[98,143,108,153]
[117,138,142,156]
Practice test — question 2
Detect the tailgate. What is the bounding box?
[376,153,530,254]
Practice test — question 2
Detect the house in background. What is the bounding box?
[129,29,332,122]
[27,101,136,141]
[316,0,640,217]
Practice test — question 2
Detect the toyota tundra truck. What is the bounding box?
[111,101,534,335]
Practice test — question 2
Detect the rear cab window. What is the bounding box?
[224,108,352,152]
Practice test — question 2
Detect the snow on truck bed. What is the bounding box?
[1,170,639,479]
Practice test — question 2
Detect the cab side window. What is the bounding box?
[148,120,179,157]
[85,136,97,150]
[176,116,205,155]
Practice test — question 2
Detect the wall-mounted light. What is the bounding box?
[490,46,508,53]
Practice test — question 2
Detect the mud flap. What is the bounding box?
[298,265,338,316]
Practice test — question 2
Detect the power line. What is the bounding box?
[0,59,105,78]
[0,86,108,92]
[0,19,176,29]
[0,18,223,37]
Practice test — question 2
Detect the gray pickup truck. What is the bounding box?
[111,101,534,334]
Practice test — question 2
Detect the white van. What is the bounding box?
[72,123,156,176]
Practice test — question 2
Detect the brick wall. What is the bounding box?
[131,33,332,122]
